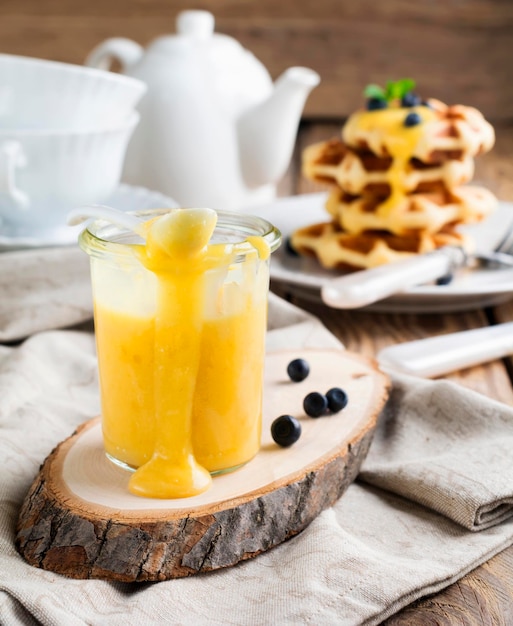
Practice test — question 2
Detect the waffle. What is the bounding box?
[295,85,495,274]
[290,221,472,270]
[303,138,475,196]
[325,185,497,236]
[342,99,495,164]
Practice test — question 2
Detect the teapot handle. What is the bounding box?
[0,140,29,209]
[85,38,144,72]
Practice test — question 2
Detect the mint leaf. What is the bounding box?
[366,78,417,103]
[363,84,386,100]
[385,80,399,101]
[395,78,416,98]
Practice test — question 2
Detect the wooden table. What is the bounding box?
[273,120,513,624]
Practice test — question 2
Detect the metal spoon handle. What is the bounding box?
[477,250,513,267]
[321,247,464,309]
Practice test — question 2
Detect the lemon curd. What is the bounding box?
[81,209,280,499]
[343,105,438,215]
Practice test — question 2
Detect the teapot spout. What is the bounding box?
[237,67,320,189]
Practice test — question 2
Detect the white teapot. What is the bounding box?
[86,10,320,210]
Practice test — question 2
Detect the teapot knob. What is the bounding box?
[176,10,215,39]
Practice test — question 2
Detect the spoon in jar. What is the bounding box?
[67,204,147,236]
[68,204,218,258]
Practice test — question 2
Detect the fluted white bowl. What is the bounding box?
[0,54,146,131]
[0,112,139,239]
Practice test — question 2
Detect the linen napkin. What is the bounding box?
[2,257,513,625]
[0,246,91,342]
[359,375,513,531]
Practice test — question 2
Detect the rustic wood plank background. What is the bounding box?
[1,0,512,121]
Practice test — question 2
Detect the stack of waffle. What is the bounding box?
[291,98,496,270]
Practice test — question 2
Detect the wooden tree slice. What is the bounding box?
[16,348,389,582]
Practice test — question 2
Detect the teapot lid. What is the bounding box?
[147,10,265,61]
[146,10,272,113]
[175,10,215,39]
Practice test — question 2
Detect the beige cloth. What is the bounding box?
[0,246,91,342]
[360,378,513,531]
[1,248,513,625]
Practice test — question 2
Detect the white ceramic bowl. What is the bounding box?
[0,112,139,239]
[0,54,146,131]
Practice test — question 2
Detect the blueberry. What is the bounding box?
[367,97,387,111]
[401,92,421,107]
[404,112,421,127]
[285,236,299,257]
[436,272,454,286]
[287,358,310,382]
[303,392,328,418]
[271,415,302,447]
[326,387,348,413]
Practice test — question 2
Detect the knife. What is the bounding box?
[321,246,513,309]
[377,321,513,378]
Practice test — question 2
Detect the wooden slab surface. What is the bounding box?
[15,348,389,582]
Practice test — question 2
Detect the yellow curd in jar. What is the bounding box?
[89,208,272,499]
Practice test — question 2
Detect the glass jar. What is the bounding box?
[79,208,281,489]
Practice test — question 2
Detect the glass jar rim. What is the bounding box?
[79,208,282,260]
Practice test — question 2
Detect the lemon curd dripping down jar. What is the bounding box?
[79,209,281,479]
